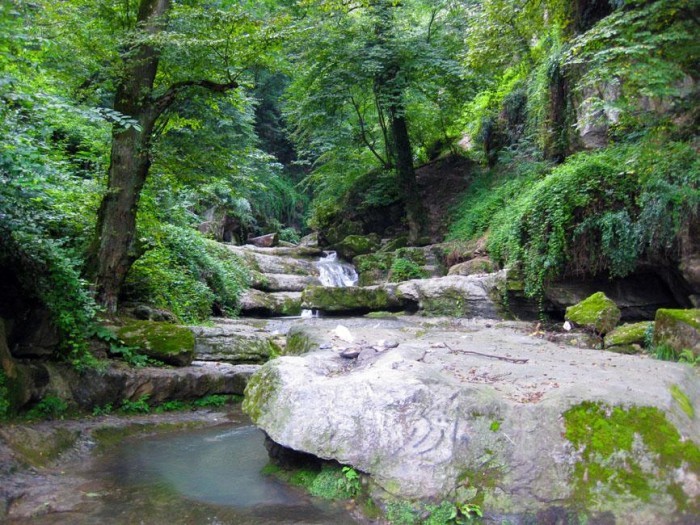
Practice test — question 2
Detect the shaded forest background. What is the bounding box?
[0,0,698,368]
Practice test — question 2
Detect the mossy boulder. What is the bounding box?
[447,257,495,276]
[117,320,195,366]
[603,321,652,354]
[301,285,401,314]
[323,220,364,246]
[565,292,621,335]
[334,234,381,260]
[191,321,280,364]
[653,308,700,357]
[380,235,409,252]
[239,289,302,317]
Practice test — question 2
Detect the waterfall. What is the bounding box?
[302,251,358,318]
[316,251,358,287]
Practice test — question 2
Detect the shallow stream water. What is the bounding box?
[7,416,359,525]
[90,423,359,525]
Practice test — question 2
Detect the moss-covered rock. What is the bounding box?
[603,321,652,354]
[334,234,381,260]
[355,252,395,286]
[565,292,621,335]
[239,289,302,317]
[191,322,279,364]
[301,286,401,314]
[563,401,700,515]
[380,235,409,252]
[117,321,195,367]
[447,257,495,276]
[0,426,79,468]
[285,326,316,356]
[653,309,700,357]
[324,220,364,246]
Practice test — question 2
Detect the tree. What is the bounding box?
[81,0,282,313]
[285,0,469,244]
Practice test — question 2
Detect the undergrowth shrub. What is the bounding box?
[448,160,549,241]
[389,258,427,282]
[125,225,250,323]
[449,138,699,301]
[1,229,99,369]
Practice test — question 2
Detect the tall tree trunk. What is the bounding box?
[92,0,169,313]
[389,104,426,245]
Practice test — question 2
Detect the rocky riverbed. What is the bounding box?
[2,312,699,524]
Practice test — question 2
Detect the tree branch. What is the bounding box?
[349,93,389,168]
[153,78,239,116]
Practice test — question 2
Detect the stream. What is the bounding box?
[91,422,359,524]
[6,411,360,524]
[4,251,366,524]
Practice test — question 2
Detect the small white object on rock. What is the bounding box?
[563,321,573,332]
[334,325,354,343]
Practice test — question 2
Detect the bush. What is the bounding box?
[125,225,250,323]
[1,229,99,369]
[26,395,69,420]
[389,258,427,282]
[450,138,699,301]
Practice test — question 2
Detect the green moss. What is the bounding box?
[656,309,700,330]
[302,286,398,313]
[389,258,428,282]
[117,320,195,366]
[421,289,469,317]
[242,366,279,422]
[6,427,79,467]
[279,296,302,316]
[385,501,421,525]
[565,292,620,335]
[670,385,694,419]
[490,420,501,432]
[335,234,381,259]
[563,401,700,511]
[355,253,395,285]
[604,321,652,348]
[653,309,700,357]
[92,421,205,451]
[286,331,314,355]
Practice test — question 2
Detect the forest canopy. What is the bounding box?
[0,0,698,364]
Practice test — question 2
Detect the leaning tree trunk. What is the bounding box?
[92,0,169,313]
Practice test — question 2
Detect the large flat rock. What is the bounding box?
[244,317,700,521]
[226,245,319,276]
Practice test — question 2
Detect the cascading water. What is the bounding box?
[301,251,358,318]
[317,251,358,287]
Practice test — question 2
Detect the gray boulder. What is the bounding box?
[190,319,281,363]
[227,245,318,276]
[396,272,506,318]
[257,274,321,293]
[20,361,259,410]
[244,318,699,521]
[239,289,302,317]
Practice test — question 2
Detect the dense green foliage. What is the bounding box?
[1,0,698,357]
[451,138,699,298]
[447,0,699,299]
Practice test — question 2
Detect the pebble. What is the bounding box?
[340,348,361,359]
